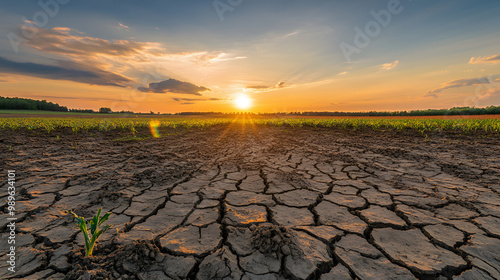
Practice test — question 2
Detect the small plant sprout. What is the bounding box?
[68,208,112,256]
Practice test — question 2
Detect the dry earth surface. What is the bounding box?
[1,124,499,280]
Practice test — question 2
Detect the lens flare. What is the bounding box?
[149,120,160,138]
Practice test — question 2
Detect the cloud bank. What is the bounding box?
[426,75,500,98]
[138,79,211,95]
[18,25,164,58]
[0,56,131,87]
[10,25,247,91]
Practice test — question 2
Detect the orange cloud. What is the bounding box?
[172,97,221,105]
[11,25,246,90]
[117,23,130,31]
[474,86,500,101]
[246,81,287,92]
[380,60,399,71]
[469,54,500,65]
[16,25,244,69]
[18,25,164,58]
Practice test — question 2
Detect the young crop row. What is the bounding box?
[264,118,500,133]
[0,117,499,134]
[0,118,231,133]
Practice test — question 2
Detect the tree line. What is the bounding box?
[0,96,68,111]
[1,96,500,116]
[287,106,500,116]
[0,97,124,114]
[176,106,500,116]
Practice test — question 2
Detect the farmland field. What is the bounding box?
[2,0,500,279]
[1,116,500,279]
[1,115,500,134]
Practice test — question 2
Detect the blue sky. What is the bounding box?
[0,0,499,112]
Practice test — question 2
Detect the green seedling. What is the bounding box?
[68,208,112,256]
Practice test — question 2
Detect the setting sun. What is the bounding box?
[234,94,252,110]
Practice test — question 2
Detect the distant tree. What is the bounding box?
[0,96,68,111]
[70,108,95,113]
[99,107,112,113]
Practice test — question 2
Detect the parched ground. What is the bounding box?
[1,124,499,280]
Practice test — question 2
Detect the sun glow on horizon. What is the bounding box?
[234,94,252,110]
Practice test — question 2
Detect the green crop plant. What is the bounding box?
[68,208,112,256]
[0,116,499,134]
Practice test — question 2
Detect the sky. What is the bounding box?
[0,0,499,113]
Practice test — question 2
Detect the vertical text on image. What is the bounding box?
[7,0,71,53]
[340,0,408,62]
[6,170,17,273]
[213,0,243,22]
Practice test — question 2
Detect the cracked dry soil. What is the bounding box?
[1,124,500,280]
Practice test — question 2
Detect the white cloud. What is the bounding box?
[380,60,399,71]
[117,22,129,31]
